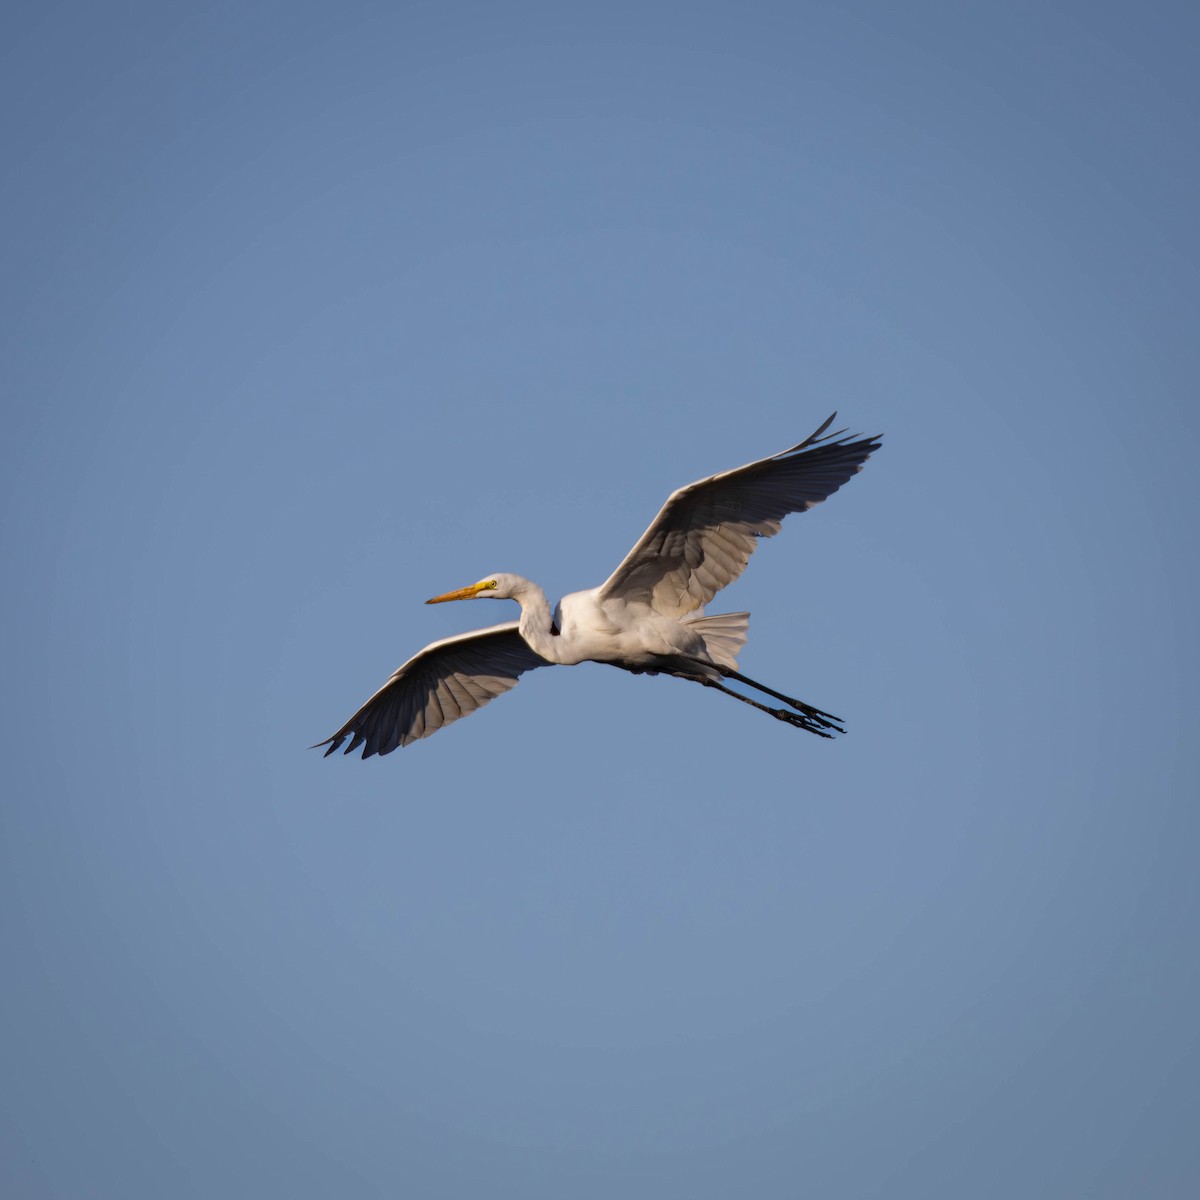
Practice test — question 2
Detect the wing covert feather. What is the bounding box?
[315,622,550,757]
[599,415,881,617]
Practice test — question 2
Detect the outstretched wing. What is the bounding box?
[315,622,551,757]
[598,414,882,618]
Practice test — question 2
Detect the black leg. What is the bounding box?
[681,674,841,738]
[682,658,845,734]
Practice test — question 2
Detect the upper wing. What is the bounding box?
[598,414,882,618]
[315,621,551,758]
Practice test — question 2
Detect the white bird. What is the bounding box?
[317,414,881,757]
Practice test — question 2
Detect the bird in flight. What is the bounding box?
[316,414,881,758]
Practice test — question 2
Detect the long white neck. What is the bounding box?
[508,577,563,663]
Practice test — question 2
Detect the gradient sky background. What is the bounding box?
[3,2,1197,1197]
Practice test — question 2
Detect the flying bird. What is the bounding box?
[316,414,881,757]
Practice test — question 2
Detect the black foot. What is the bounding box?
[771,706,840,737]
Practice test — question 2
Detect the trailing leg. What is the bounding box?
[683,674,841,738]
[683,657,845,734]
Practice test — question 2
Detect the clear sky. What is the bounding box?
[3,2,1197,1196]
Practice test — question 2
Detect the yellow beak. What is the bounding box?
[426,582,488,604]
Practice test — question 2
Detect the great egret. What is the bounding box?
[317,413,881,757]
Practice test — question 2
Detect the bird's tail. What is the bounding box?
[683,611,750,671]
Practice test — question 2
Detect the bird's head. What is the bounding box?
[426,573,524,604]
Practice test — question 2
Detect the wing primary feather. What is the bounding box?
[314,621,551,756]
[597,416,882,618]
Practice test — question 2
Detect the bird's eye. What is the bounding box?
[488,580,498,588]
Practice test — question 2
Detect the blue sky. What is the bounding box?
[3,2,1197,1196]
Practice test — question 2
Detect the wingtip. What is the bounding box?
[780,413,847,456]
[812,415,888,453]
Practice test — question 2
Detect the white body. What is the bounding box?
[505,579,744,674]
